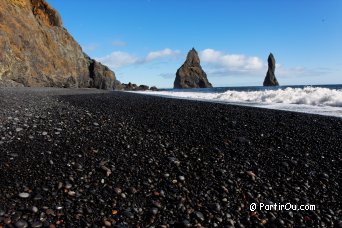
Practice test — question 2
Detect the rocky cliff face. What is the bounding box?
[0,0,119,89]
[263,53,279,86]
[174,48,212,89]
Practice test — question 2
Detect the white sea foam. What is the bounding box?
[133,87,342,118]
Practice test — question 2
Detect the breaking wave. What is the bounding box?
[134,86,342,117]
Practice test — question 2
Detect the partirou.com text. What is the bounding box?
[250,203,316,211]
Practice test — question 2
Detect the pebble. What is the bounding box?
[68,191,76,196]
[16,127,23,132]
[4,217,12,224]
[31,221,43,228]
[123,211,134,219]
[33,194,42,201]
[32,206,39,213]
[104,220,111,227]
[128,187,137,194]
[114,188,122,194]
[195,211,205,221]
[46,209,55,216]
[65,183,72,189]
[19,192,30,198]
[246,171,256,181]
[15,220,28,228]
[182,219,191,227]
[120,193,126,198]
[150,207,158,215]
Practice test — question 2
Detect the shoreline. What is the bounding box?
[0,88,341,227]
[130,91,342,119]
[131,86,342,119]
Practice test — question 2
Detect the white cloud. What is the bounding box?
[96,51,139,68]
[200,49,264,74]
[145,48,180,62]
[96,48,180,69]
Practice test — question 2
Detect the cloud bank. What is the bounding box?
[200,49,264,76]
[96,48,180,69]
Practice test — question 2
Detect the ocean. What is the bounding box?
[133,84,342,118]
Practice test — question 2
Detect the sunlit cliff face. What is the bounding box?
[8,0,61,27]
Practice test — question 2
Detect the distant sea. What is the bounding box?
[133,84,342,118]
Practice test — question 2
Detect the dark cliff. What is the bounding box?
[0,0,119,89]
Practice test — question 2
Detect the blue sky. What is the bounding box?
[48,0,342,88]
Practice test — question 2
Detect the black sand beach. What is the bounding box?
[0,88,341,227]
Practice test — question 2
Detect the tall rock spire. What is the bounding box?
[174,48,212,89]
[263,53,279,86]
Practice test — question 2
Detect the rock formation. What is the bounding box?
[263,53,279,86]
[121,82,157,91]
[174,48,212,89]
[0,0,120,89]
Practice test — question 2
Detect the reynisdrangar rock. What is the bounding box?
[174,48,212,89]
[263,53,279,86]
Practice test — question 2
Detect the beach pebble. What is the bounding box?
[68,191,76,196]
[16,127,23,132]
[33,194,42,201]
[19,192,30,198]
[195,211,205,221]
[123,211,134,219]
[114,188,122,194]
[104,220,111,227]
[150,207,158,215]
[31,206,39,213]
[15,220,28,228]
[31,221,43,228]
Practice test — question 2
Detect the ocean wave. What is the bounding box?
[137,87,342,108]
[133,86,342,117]
[217,87,342,107]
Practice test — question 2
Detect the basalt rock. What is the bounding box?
[150,86,158,91]
[263,53,279,86]
[121,83,155,91]
[174,48,212,89]
[0,0,119,89]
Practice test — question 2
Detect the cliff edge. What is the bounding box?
[0,0,119,89]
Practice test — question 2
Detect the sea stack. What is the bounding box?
[174,48,212,89]
[263,53,279,86]
[0,0,120,89]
